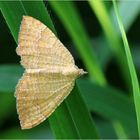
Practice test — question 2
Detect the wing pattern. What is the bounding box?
[16,16,75,69]
[15,16,82,129]
[16,72,75,129]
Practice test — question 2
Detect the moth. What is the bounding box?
[15,16,86,129]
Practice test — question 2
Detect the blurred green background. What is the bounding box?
[0,1,140,139]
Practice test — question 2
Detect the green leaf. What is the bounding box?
[50,85,98,139]
[0,91,15,127]
[89,1,140,75]
[96,121,117,139]
[113,0,140,137]
[77,79,138,138]
[51,1,134,138]
[91,37,112,70]
[88,0,130,90]
[0,65,138,138]
[0,1,55,43]
[0,1,98,139]
[49,1,106,86]
[111,1,140,33]
[0,64,23,93]
[0,123,54,139]
[77,79,135,124]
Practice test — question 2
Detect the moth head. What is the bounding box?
[78,69,87,76]
[74,65,87,77]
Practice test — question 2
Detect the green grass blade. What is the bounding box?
[56,1,129,137]
[78,79,138,138]
[0,125,54,139]
[112,1,140,33]
[49,1,106,86]
[88,0,130,90]
[0,64,136,129]
[0,64,138,138]
[0,1,98,138]
[0,1,55,43]
[0,1,25,42]
[113,0,140,137]
[96,121,118,139]
[0,64,23,93]
[112,121,128,139]
[78,79,136,127]
[50,85,98,139]
[0,91,15,127]
[88,1,140,77]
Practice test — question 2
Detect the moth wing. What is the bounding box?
[15,72,75,129]
[16,16,75,69]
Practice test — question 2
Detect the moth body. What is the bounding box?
[26,66,86,77]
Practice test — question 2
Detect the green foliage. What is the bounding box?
[78,79,138,138]
[0,0,140,139]
[0,1,98,139]
[111,1,140,33]
[50,85,98,139]
[0,1,55,43]
[88,0,130,89]
[49,1,106,86]
[113,0,140,137]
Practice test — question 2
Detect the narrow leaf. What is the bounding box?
[113,0,140,137]
[0,65,138,138]
[88,0,130,90]
[50,85,98,139]
[0,1,98,139]
[77,79,138,138]
[111,1,140,33]
[49,1,106,86]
